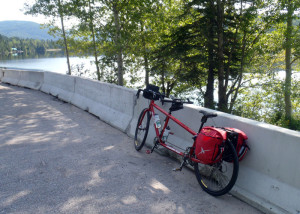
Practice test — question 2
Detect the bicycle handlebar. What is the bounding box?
[161,98,193,105]
[136,89,143,98]
[136,88,193,105]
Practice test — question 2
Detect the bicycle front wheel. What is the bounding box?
[194,140,239,196]
[134,108,150,151]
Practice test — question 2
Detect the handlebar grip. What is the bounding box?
[183,99,193,104]
[136,89,143,98]
[161,99,173,103]
[161,98,193,104]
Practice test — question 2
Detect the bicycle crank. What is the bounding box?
[173,157,187,172]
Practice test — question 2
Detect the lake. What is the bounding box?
[1,56,298,89]
[0,56,96,75]
[1,56,299,109]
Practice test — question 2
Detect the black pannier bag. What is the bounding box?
[143,84,160,100]
[220,127,249,162]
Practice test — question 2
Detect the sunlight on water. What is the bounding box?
[0,56,95,74]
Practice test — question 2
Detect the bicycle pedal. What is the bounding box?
[146,150,151,154]
[172,167,182,172]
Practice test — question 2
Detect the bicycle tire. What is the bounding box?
[134,108,150,151]
[194,140,239,196]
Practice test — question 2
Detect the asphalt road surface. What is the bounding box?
[0,83,262,214]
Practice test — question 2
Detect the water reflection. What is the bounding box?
[0,53,96,77]
[0,51,64,61]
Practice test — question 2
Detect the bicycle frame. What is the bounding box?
[144,100,203,164]
[135,88,241,196]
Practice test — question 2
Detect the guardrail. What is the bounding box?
[1,68,299,214]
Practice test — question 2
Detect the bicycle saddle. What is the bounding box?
[199,110,217,118]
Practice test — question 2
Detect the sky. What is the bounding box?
[0,0,47,24]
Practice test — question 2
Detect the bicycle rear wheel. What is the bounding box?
[194,140,239,196]
[134,108,150,151]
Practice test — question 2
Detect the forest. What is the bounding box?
[0,34,59,57]
[24,0,300,130]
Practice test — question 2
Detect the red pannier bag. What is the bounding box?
[195,127,227,164]
[222,127,249,162]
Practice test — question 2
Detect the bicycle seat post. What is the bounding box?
[198,111,217,133]
[198,116,207,133]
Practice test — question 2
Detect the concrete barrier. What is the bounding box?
[128,96,300,214]
[1,68,299,214]
[229,120,300,214]
[1,69,43,90]
[41,72,75,103]
[1,69,21,85]
[18,71,44,90]
[0,69,3,81]
[72,77,136,132]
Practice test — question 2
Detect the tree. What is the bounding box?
[230,0,300,130]
[279,0,300,127]
[110,1,124,86]
[90,0,164,86]
[233,70,300,130]
[94,0,142,86]
[252,0,300,129]
[80,0,128,86]
[158,0,272,111]
[0,34,58,58]
[128,0,162,87]
[88,0,101,80]
[141,0,185,94]
[67,0,102,80]
[25,0,72,75]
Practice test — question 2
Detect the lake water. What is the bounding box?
[0,56,95,75]
[1,56,298,90]
[1,56,299,108]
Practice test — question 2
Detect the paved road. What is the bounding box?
[0,83,262,214]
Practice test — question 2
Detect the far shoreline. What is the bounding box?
[46,49,62,52]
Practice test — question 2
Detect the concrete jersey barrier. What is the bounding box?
[0,69,44,90]
[18,71,44,90]
[41,71,75,103]
[1,68,300,214]
[204,111,300,214]
[1,69,21,86]
[127,86,300,214]
[0,69,3,81]
[71,77,136,132]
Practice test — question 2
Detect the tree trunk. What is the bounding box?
[144,54,150,87]
[217,0,227,112]
[141,23,150,87]
[165,81,176,98]
[113,3,124,86]
[284,0,293,124]
[229,32,247,113]
[88,0,101,80]
[58,0,71,75]
[204,3,215,109]
[161,69,165,95]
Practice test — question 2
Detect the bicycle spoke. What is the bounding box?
[134,86,242,197]
[194,140,239,196]
[134,109,150,151]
